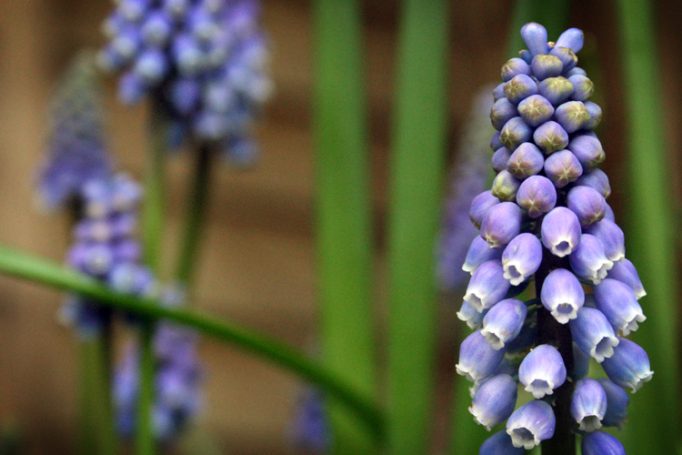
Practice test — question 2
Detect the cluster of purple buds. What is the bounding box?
[291,387,328,453]
[38,53,113,211]
[456,23,652,453]
[99,0,272,164]
[438,88,494,291]
[61,173,155,336]
[114,316,203,441]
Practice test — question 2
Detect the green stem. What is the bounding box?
[136,323,155,455]
[91,326,117,455]
[78,341,97,455]
[386,0,449,453]
[142,110,168,273]
[175,144,213,289]
[616,1,680,453]
[0,244,383,439]
[313,0,376,452]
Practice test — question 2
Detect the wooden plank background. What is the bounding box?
[0,1,679,453]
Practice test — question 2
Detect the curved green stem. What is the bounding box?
[0,244,383,439]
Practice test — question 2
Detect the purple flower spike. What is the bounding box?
[538,76,574,105]
[500,57,531,82]
[481,298,527,349]
[480,431,525,455]
[517,94,554,127]
[491,170,520,201]
[569,135,605,169]
[594,279,646,336]
[577,168,611,198]
[570,307,619,362]
[533,120,569,154]
[569,234,613,284]
[507,143,544,178]
[531,54,564,80]
[555,27,585,53]
[470,374,517,429]
[519,344,567,398]
[463,260,511,312]
[587,219,625,262]
[520,22,548,56]
[500,116,532,149]
[516,175,557,218]
[597,378,629,428]
[571,378,607,432]
[601,338,653,392]
[470,190,500,228]
[567,186,606,227]
[480,202,522,248]
[456,331,505,383]
[504,75,538,105]
[582,432,625,455]
[457,301,486,330]
[491,147,511,172]
[541,268,584,323]
[502,233,542,285]
[541,207,581,257]
[462,236,502,275]
[490,98,517,130]
[506,400,556,449]
[608,258,646,299]
[544,150,583,188]
[554,101,590,133]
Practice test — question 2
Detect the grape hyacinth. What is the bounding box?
[38,53,113,210]
[99,0,272,164]
[437,88,494,290]
[61,173,153,336]
[456,23,653,453]
[291,387,329,453]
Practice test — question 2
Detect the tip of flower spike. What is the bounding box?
[520,23,549,56]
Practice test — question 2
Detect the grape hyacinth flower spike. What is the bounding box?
[454,23,652,453]
[99,0,272,164]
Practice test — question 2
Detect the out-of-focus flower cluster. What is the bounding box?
[437,88,493,291]
[291,387,328,453]
[38,53,112,211]
[455,23,651,454]
[99,0,272,163]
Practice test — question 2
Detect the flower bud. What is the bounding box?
[481,202,522,248]
[463,260,511,312]
[457,301,485,329]
[506,400,556,449]
[500,117,532,149]
[538,76,574,105]
[516,175,556,218]
[570,307,619,362]
[541,207,581,257]
[594,278,645,336]
[520,22,548,56]
[502,233,542,285]
[500,57,531,82]
[491,147,510,172]
[519,344,567,398]
[504,75,538,104]
[582,432,625,455]
[507,142,544,178]
[491,170,520,201]
[549,46,577,71]
[603,203,615,222]
[481,298,527,349]
[597,379,629,428]
[462,236,502,275]
[554,100,590,133]
[601,338,653,392]
[517,94,554,127]
[608,258,646,299]
[569,233,613,284]
[490,131,503,150]
[490,98,517,130]
[470,374,517,429]
[518,49,532,64]
[572,342,591,379]
[556,27,584,53]
[568,74,594,101]
[469,190,500,228]
[492,83,506,100]
[533,121,569,154]
[541,268,584,323]
[571,378,607,432]
[480,431,524,455]
[531,54,563,80]
[587,219,625,262]
[576,168,611,198]
[567,186,606,226]
[583,101,602,130]
[567,66,587,77]
[543,149,583,188]
[456,331,505,382]
[569,134,605,169]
